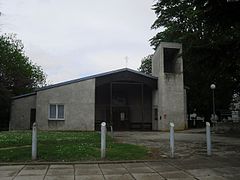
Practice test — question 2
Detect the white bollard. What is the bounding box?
[206,122,212,156]
[101,122,107,159]
[170,122,175,158]
[32,122,37,160]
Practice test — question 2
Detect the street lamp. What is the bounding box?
[210,84,216,125]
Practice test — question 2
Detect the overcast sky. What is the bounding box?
[1,0,158,84]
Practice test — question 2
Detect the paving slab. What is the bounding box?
[166,178,195,180]
[14,175,44,180]
[75,175,105,180]
[47,168,74,176]
[132,173,164,180]
[159,170,193,179]
[100,164,123,168]
[104,174,134,180]
[197,176,227,180]
[75,164,99,169]
[101,167,128,175]
[24,165,48,170]
[0,177,12,180]
[75,168,102,175]
[187,168,219,177]
[0,170,19,177]
[18,169,47,176]
[0,167,21,180]
[45,175,74,180]
[125,166,155,174]
[0,165,24,171]
[145,162,169,167]
[122,163,146,168]
[148,164,179,172]
[49,164,73,169]
[18,165,47,176]
[0,155,239,180]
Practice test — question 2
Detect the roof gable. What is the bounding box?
[95,69,158,89]
[37,68,157,91]
[12,68,158,99]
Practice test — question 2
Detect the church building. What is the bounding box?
[10,42,186,131]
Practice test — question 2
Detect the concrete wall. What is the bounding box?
[10,95,36,130]
[152,42,185,131]
[36,79,95,131]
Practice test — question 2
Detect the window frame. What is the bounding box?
[48,104,65,120]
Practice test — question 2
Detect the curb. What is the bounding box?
[0,155,215,166]
[0,159,172,166]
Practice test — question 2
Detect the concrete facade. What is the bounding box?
[152,42,185,130]
[10,94,36,130]
[10,79,95,131]
[36,79,95,131]
[10,42,186,131]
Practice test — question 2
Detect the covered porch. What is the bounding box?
[95,70,157,131]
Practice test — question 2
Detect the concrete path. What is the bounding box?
[1,155,240,180]
[113,130,240,158]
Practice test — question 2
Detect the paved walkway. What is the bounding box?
[113,130,240,158]
[1,155,240,180]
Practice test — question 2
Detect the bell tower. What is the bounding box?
[152,42,185,130]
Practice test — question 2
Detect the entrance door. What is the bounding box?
[112,107,129,130]
[30,108,36,129]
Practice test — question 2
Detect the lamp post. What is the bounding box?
[210,84,216,124]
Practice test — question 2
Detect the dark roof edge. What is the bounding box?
[12,92,37,100]
[37,68,158,92]
[184,86,190,90]
[126,68,158,79]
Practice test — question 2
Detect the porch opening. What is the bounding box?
[95,82,153,131]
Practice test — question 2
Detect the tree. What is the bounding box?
[138,54,153,75]
[0,34,46,130]
[140,0,240,119]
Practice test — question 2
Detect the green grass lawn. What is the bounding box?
[0,131,148,162]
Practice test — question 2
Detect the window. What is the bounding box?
[163,48,180,73]
[49,104,64,120]
[120,112,125,121]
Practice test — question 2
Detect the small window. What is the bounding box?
[58,105,64,119]
[163,48,180,73]
[120,112,125,121]
[49,104,64,120]
[50,105,57,119]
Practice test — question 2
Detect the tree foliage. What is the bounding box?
[138,54,153,75]
[0,34,46,130]
[140,0,240,118]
